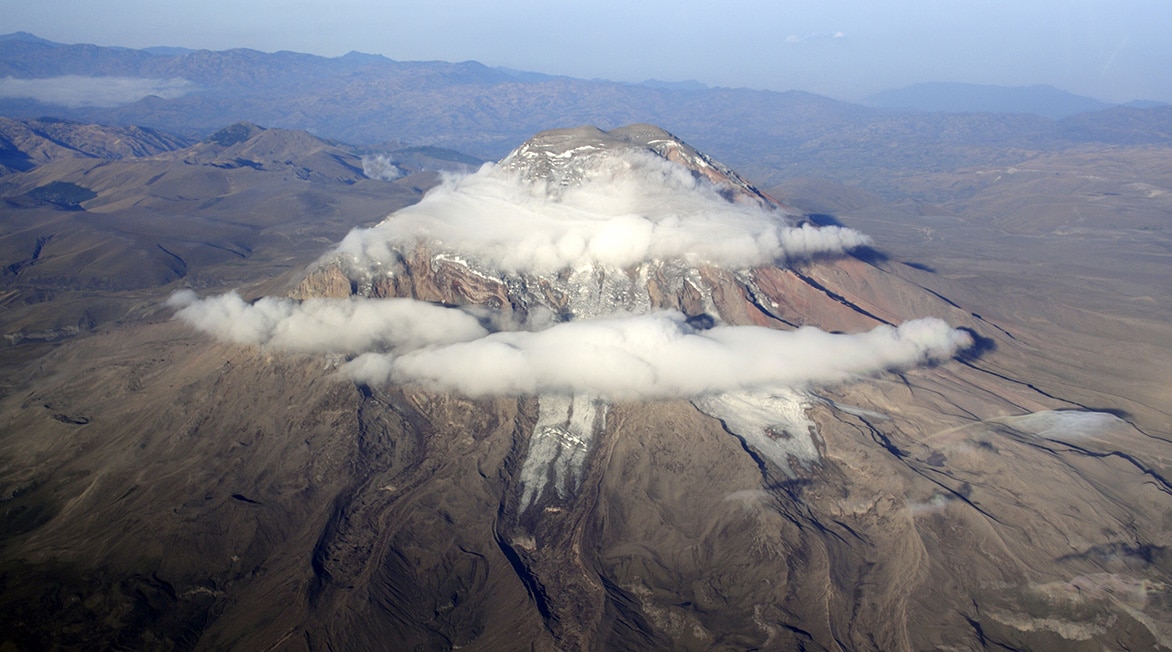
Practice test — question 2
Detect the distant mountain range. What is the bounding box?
[864,82,1115,119]
[2,32,1172,192]
[865,82,1167,118]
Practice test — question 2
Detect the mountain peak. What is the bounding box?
[172,122,365,181]
[864,81,1113,118]
[295,122,873,330]
[499,123,783,208]
[202,121,266,147]
[0,31,62,46]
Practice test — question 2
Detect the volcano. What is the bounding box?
[2,125,1170,650]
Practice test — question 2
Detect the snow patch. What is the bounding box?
[519,394,607,510]
[694,388,819,477]
[995,410,1128,441]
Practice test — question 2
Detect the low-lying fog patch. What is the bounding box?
[0,75,195,107]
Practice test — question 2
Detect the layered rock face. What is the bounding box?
[3,125,1169,650]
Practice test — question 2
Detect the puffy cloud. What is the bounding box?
[360,154,404,181]
[341,311,972,400]
[170,291,972,401]
[167,290,487,353]
[331,151,871,278]
[0,75,194,108]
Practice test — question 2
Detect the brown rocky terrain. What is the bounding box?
[0,116,191,174]
[0,122,478,374]
[1,122,1169,650]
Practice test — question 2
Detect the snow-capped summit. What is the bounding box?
[498,124,785,209]
[279,125,969,522]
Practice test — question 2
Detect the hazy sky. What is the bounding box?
[6,0,1171,102]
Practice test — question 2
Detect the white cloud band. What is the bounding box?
[170,290,972,401]
[347,311,971,399]
[332,152,872,278]
[166,290,487,353]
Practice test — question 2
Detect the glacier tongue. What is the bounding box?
[692,388,819,477]
[519,394,608,511]
[519,386,821,514]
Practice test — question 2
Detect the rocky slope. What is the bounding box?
[0,119,486,359]
[1,124,1170,650]
[0,116,191,174]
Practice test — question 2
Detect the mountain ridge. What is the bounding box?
[864,81,1118,118]
[4,31,1172,199]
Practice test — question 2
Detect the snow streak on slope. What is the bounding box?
[519,395,607,510]
[694,389,819,477]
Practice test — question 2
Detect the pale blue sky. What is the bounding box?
[4,0,1170,102]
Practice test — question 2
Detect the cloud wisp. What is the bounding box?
[332,151,872,278]
[994,410,1129,441]
[0,75,195,107]
[349,312,970,399]
[166,290,487,353]
[360,154,405,181]
[786,31,846,44]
